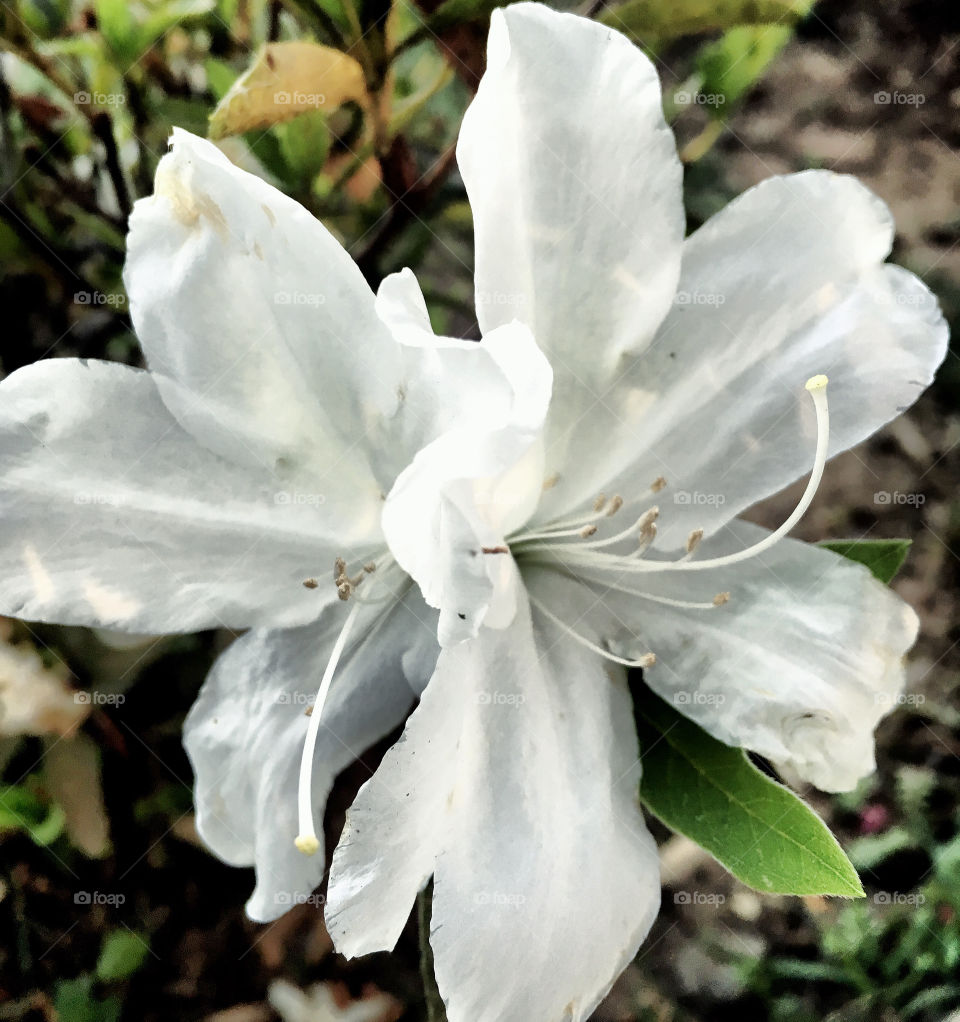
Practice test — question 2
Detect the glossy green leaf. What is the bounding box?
[637,691,864,897]
[819,539,911,584]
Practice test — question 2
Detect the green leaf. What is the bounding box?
[819,538,911,584]
[94,0,137,62]
[96,929,150,982]
[53,976,121,1022]
[697,23,797,112]
[602,0,813,45]
[636,691,863,897]
[274,110,331,192]
[0,783,66,846]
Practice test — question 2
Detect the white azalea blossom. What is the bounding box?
[0,2,948,1021]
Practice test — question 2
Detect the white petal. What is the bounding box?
[544,172,948,544]
[124,128,403,497]
[184,584,439,922]
[0,359,355,631]
[458,2,683,508]
[326,590,660,1022]
[546,520,919,792]
[379,271,553,644]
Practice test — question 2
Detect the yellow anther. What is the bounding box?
[295,834,320,856]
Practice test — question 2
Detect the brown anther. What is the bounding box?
[363,563,377,574]
[481,545,510,555]
[302,578,319,589]
[686,528,704,554]
[651,476,667,493]
[334,557,347,582]
[337,581,351,601]
[579,524,598,538]
[713,592,730,607]
[639,522,658,544]
[304,705,314,716]
[637,506,660,531]
[542,473,560,491]
[605,495,624,517]
[593,493,607,513]
[638,652,656,668]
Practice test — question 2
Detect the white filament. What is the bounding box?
[528,592,655,668]
[294,600,363,855]
[522,376,830,577]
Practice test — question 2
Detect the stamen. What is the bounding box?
[529,376,831,578]
[605,495,624,517]
[295,600,363,856]
[683,528,704,559]
[528,593,656,668]
[600,581,729,611]
[580,525,598,538]
[593,493,607,513]
[663,374,831,573]
[651,476,667,493]
[578,506,659,551]
[302,578,319,589]
[333,557,376,600]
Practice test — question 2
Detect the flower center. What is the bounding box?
[508,375,830,666]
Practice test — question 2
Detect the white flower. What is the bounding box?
[319,4,947,1021]
[0,125,545,918]
[0,2,947,1020]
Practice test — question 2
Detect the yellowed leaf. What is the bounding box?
[209,42,368,140]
